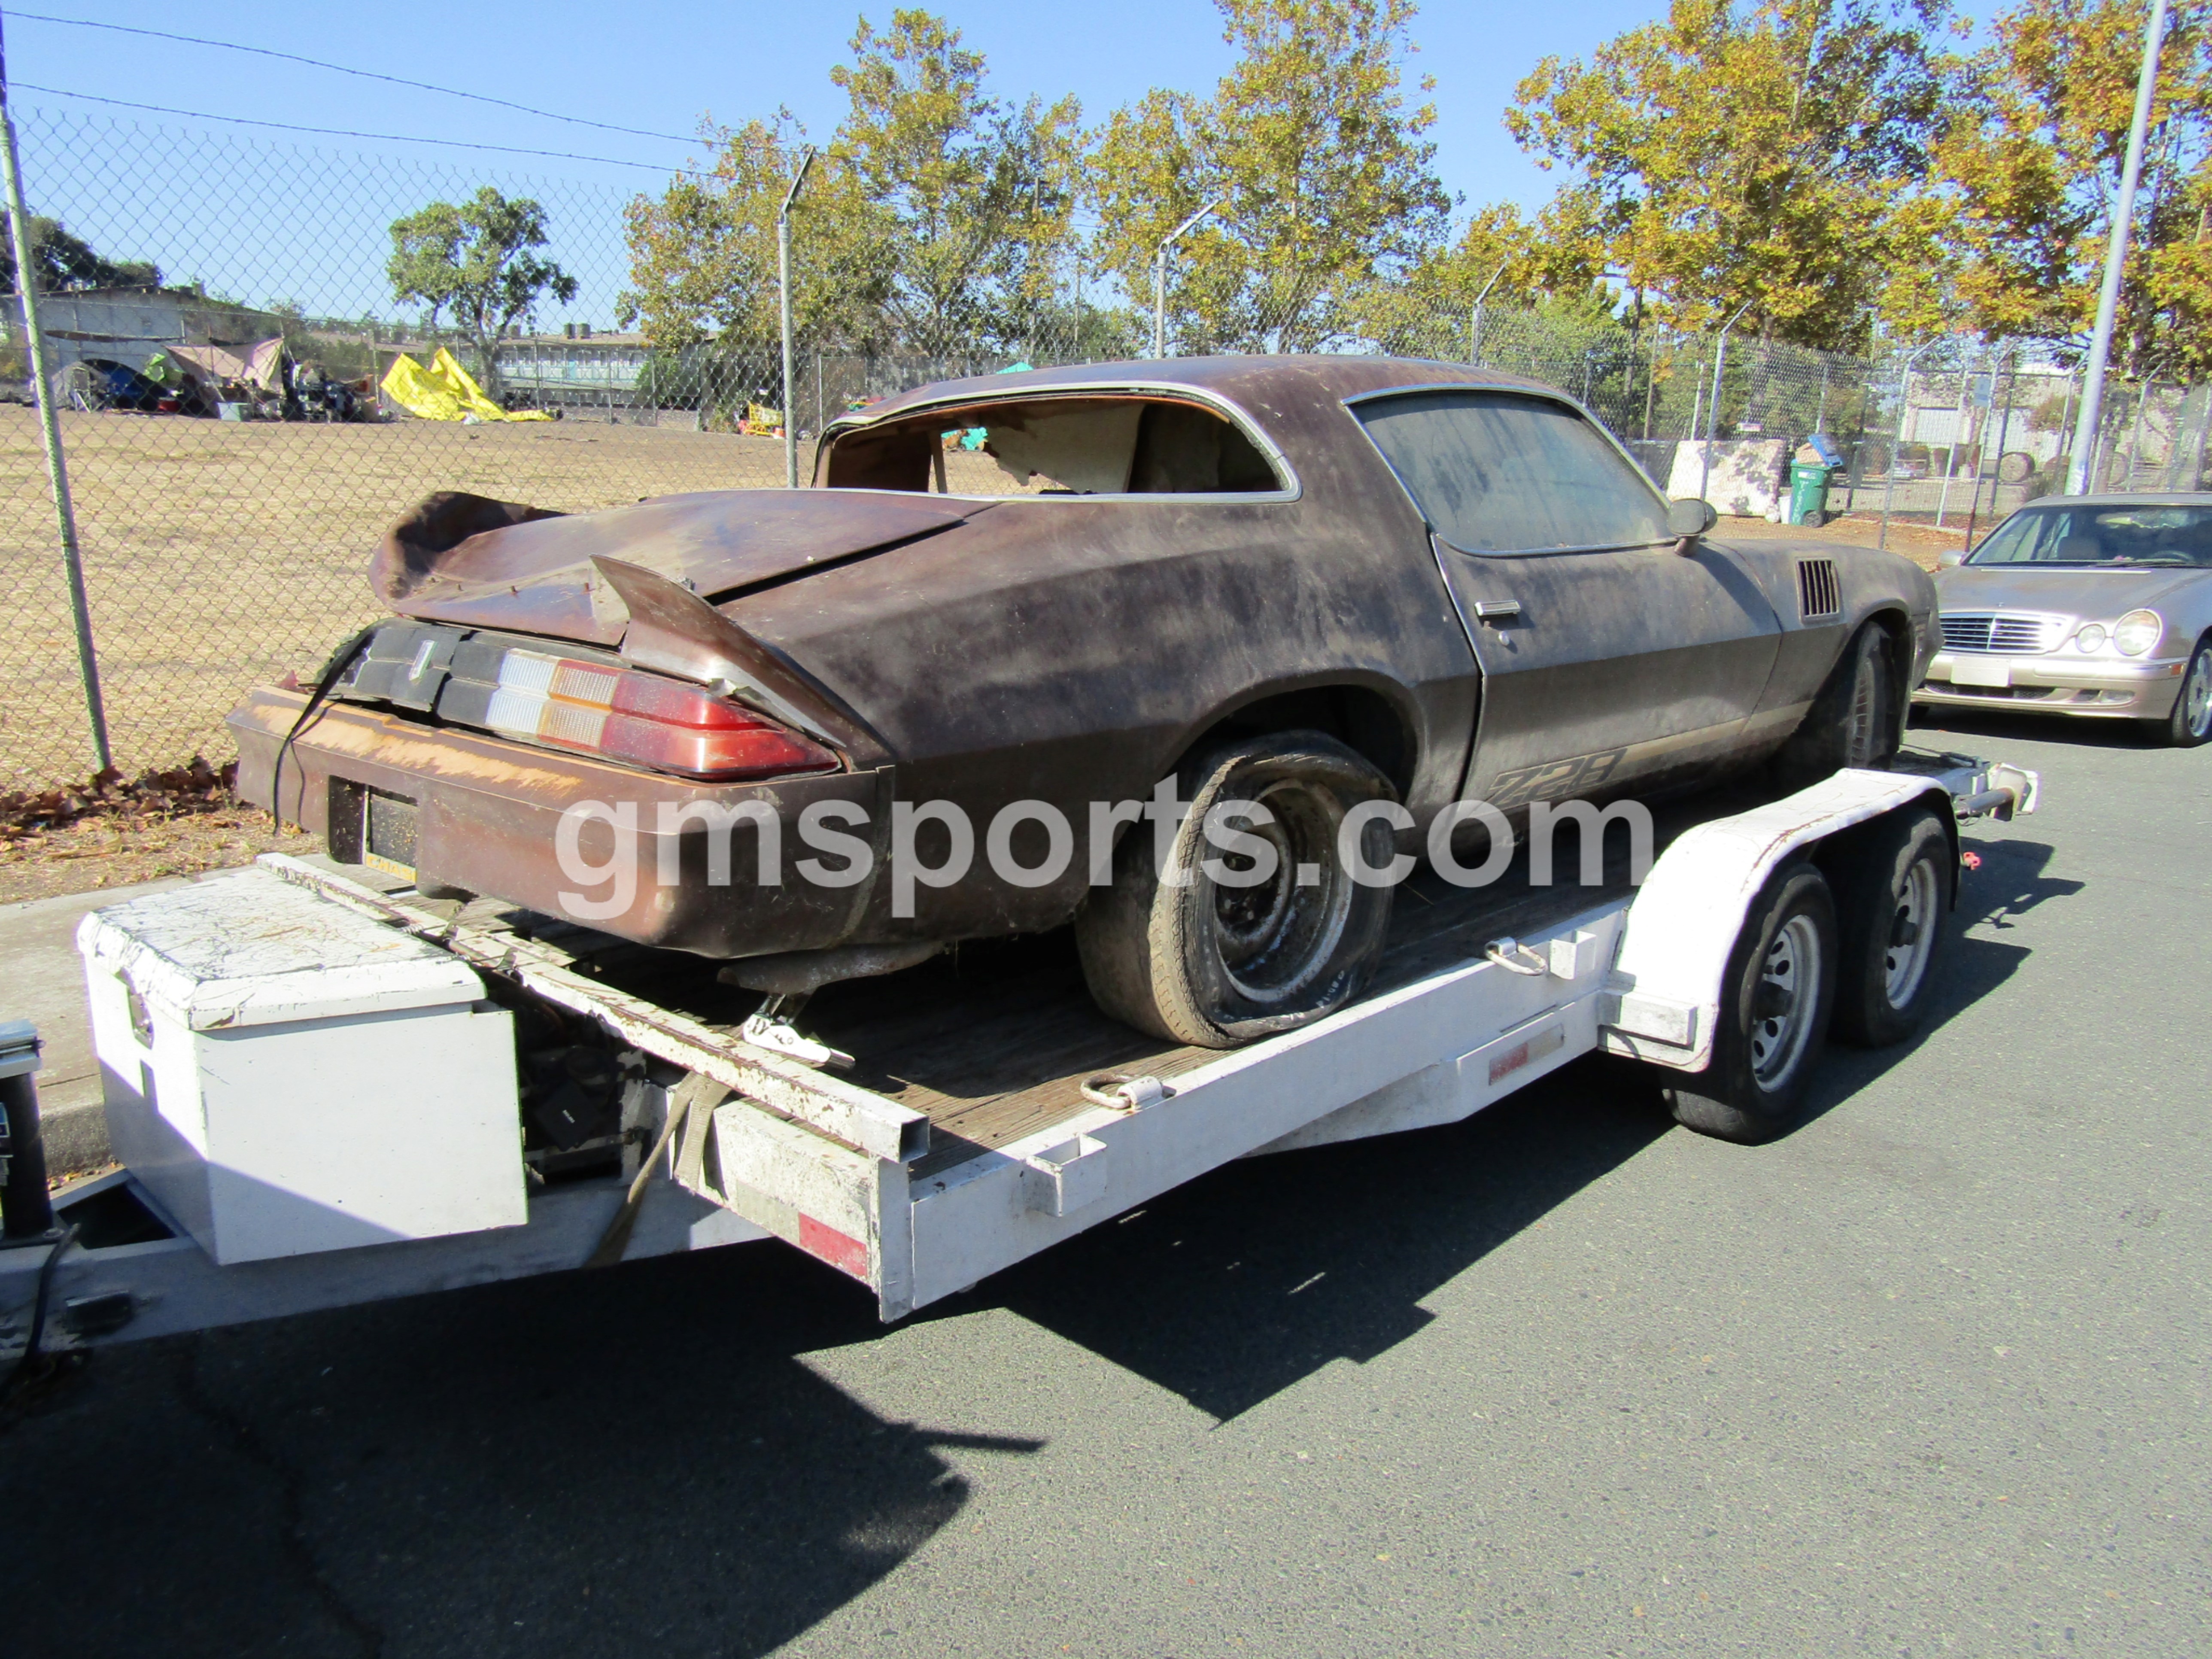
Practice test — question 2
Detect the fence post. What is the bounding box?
[777,149,815,490]
[0,38,109,772]
[1696,302,1751,507]
[1879,339,1939,552]
[1963,351,2013,547]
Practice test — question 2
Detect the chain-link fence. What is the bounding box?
[6,106,2207,793]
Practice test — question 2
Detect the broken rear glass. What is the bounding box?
[818,395,1283,497]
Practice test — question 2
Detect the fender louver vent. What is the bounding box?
[1797,559,1841,622]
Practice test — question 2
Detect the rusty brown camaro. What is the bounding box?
[230,355,1937,1046]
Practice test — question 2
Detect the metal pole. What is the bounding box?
[1878,339,1938,551]
[2121,374,2158,488]
[1697,301,1752,505]
[1468,259,1507,366]
[776,148,816,490]
[1973,352,2026,546]
[1153,199,1221,360]
[0,23,109,772]
[2068,0,2169,494]
[1963,352,2013,547]
[1935,359,1972,528]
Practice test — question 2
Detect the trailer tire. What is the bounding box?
[1665,862,1837,1143]
[1076,731,1397,1048]
[1829,805,1951,1048]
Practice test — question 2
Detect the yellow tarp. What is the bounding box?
[380,347,550,422]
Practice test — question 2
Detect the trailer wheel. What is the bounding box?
[1076,731,1397,1048]
[1829,805,1951,1048]
[1666,863,1837,1143]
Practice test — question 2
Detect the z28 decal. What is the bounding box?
[1485,747,1627,809]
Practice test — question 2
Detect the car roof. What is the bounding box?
[840,354,1564,428]
[2014,492,2212,509]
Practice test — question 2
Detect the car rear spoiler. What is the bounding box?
[592,556,891,769]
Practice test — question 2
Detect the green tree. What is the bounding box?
[387,188,578,398]
[1506,0,1951,351]
[833,9,1084,355]
[1090,0,1451,353]
[1350,200,1614,355]
[620,112,895,351]
[1932,0,2212,373]
[0,216,159,294]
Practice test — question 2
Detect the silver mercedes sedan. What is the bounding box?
[1915,493,2212,747]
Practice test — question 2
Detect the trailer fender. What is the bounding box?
[1601,767,1988,1074]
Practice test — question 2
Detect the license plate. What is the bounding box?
[1950,658,2011,688]
[362,790,419,880]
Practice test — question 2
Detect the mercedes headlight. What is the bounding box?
[2114,609,2163,657]
[2074,623,2108,652]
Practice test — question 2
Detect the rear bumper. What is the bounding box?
[228,687,891,957]
[1913,651,2188,720]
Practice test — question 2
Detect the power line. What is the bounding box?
[10,10,699,146]
[12,83,711,173]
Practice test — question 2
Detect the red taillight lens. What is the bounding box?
[485,650,838,780]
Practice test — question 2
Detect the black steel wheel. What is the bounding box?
[1665,862,1838,1143]
[1773,624,1900,787]
[1076,731,1398,1048]
[1829,805,1952,1048]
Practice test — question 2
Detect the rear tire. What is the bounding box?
[1773,624,1900,787]
[1829,805,1951,1048]
[2157,637,2212,748]
[1665,863,1838,1143]
[1076,732,1398,1048]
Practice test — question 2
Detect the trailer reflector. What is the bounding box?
[797,1215,870,1278]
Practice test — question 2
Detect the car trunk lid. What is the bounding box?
[374,488,994,648]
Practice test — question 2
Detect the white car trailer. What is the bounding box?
[0,754,2036,1368]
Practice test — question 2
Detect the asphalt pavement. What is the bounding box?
[3,707,2206,1658]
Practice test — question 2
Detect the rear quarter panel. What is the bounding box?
[718,419,1478,940]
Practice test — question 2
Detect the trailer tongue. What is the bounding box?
[2,754,2036,1358]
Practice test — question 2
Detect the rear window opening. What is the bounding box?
[817,395,1284,497]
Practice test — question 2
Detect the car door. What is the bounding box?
[1350,388,1784,807]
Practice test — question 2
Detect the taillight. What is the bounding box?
[483,649,837,779]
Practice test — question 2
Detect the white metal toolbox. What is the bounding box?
[76,867,525,1264]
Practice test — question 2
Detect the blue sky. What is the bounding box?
[0,0,1672,322]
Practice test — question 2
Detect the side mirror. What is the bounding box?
[1666,498,1717,539]
[1936,548,1965,570]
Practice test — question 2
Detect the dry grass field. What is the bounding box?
[0,407,814,789]
[3,401,1950,796]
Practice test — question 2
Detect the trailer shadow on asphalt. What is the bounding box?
[1791,833,2077,1141]
[0,851,2082,1657]
[1,1223,1039,1659]
[934,836,2081,1424]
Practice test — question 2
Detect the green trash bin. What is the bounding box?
[1788,461,1832,526]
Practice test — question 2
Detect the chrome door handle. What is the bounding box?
[1471,599,1521,624]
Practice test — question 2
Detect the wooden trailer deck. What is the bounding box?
[421,818,1668,1181]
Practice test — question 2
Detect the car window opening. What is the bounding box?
[819,395,1282,497]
